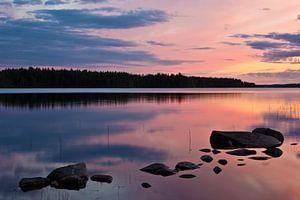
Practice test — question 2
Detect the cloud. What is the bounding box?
[241,69,300,83]
[221,41,241,46]
[245,40,287,50]
[76,0,107,4]
[13,0,42,5]
[190,47,215,50]
[0,18,200,66]
[231,32,300,63]
[146,40,174,47]
[45,0,68,5]
[33,9,169,29]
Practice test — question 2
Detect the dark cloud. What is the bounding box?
[190,47,215,50]
[147,40,174,47]
[262,50,300,63]
[245,40,287,50]
[221,41,241,46]
[45,0,68,5]
[242,69,300,83]
[13,0,42,5]
[76,0,107,4]
[34,9,169,29]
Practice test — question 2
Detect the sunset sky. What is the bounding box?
[1,0,300,84]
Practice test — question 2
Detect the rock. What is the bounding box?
[141,182,151,188]
[199,148,211,153]
[237,163,246,166]
[213,166,222,174]
[90,175,113,184]
[263,148,283,158]
[248,156,271,161]
[47,163,88,190]
[252,128,284,143]
[200,155,213,163]
[237,158,244,161]
[210,130,282,149]
[140,163,176,177]
[19,177,50,192]
[179,174,196,179]
[175,161,199,171]
[212,149,221,155]
[218,159,228,165]
[226,149,257,156]
[291,143,298,146]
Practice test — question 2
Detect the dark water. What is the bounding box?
[0,89,300,200]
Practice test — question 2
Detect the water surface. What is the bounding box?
[0,89,300,200]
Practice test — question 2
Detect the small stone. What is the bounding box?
[248,156,271,161]
[263,148,283,158]
[201,155,213,163]
[218,159,228,165]
[199,148,211,153]
[141,182,151,188]
[226,149,256,156]
[179,174,196,179]
[237,163,246,166]
[212,149,221,155]
[291,143,298,146]
[213,166,222,174]
[140,163,176,177]
[237,159,244,161]
[90,175,113,184]
[175,161,199,171]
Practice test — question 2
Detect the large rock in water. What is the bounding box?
[140,163,176,177]
[47,163,88,190]
[90,175,113,184]
[210,130,283,149]
[19,177,50,192]
[175,161,199,171]
[252,128,284,143]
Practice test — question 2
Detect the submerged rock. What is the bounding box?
[210,130,282,149]
[213,166,222,174]
[47,163,88,190]
[237,163,246,166]
[237,158,244,161]
[252,128,284,143]
[140,163,176,177]
[226,149,257,156]
[90,175,113,184]
[179,174,196,179]
[175,161,199,171]
[200,155,213,163]
[218,159,228,165]
[291,143,298,146]
[248,156,271,161]
[19,177,50,192]
[263,148,283,158]
[141,182,152,188]
[199,148,211,153]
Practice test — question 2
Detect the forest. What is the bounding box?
[0,68,256,88]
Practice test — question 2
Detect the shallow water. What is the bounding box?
[0,89,300,200]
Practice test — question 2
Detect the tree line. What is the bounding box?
[0,68,255,88]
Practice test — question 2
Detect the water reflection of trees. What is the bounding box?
[0,93,242,109]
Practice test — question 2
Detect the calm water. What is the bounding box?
[0,89,300,200]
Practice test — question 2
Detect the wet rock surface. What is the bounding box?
[179,174,196,179]
[141,182,152,188]
[249,156,271,161]
[226,149,257,156]
[213,166,222,174]
[199,148,211,153]
[90,175,113,184]
[218,159,228,165]
[140,163,176,177]
[263,148,283,158]
[175,161,199,171]
[47,163,88,190]
[19,177,50,192]
[252,128,284,143]
[210,129,283,149]
[200,155,213,163]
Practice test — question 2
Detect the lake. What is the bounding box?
[0,88,299,200]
